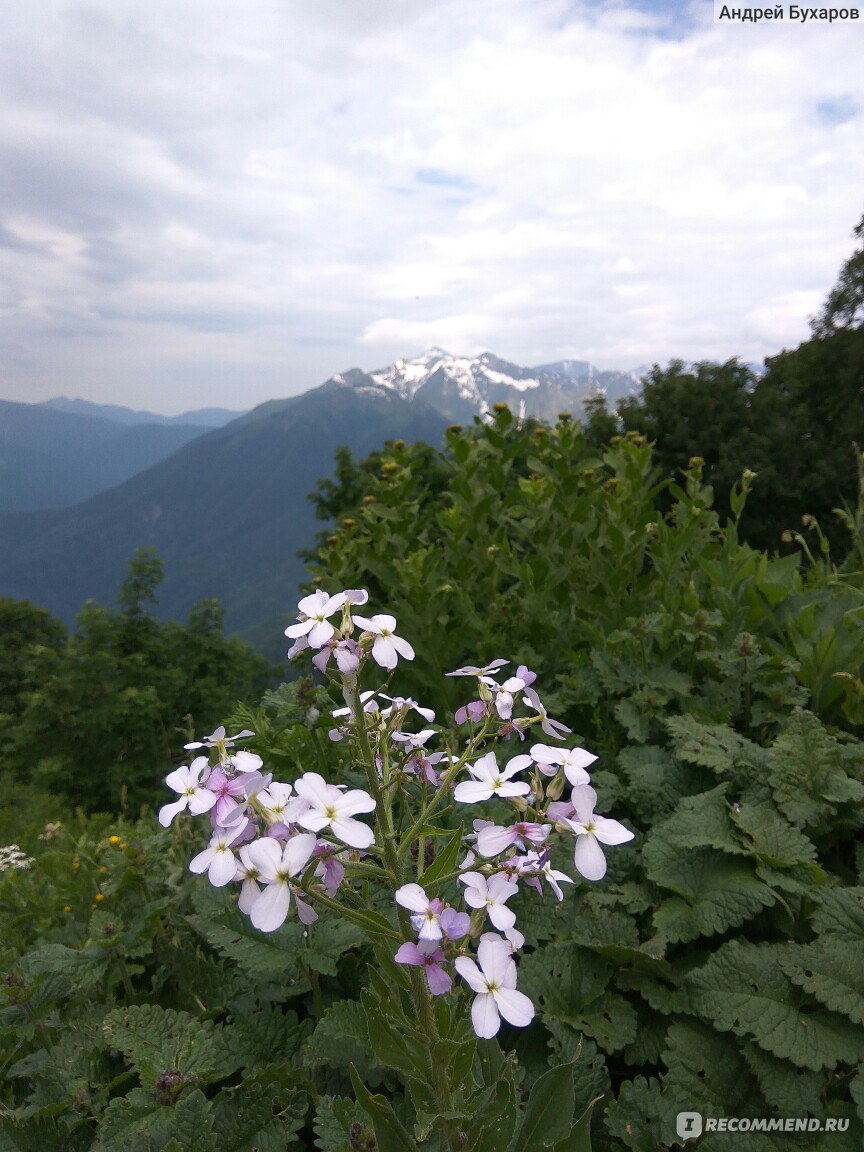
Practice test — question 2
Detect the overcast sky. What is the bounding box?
[1,0,862,414]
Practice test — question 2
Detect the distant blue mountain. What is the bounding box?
[39,396,246,427]
[0,400,210,512]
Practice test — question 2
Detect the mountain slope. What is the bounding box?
[0,400,209,511]
[0,385,448,655]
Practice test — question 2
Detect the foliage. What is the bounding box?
[2,412,864,1149]
[811,211,864,338]
[298,408,864,1147]
[6,550,274,812]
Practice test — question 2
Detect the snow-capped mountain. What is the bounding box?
[325,348,642,424]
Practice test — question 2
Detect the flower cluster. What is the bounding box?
[159,726,375,933]
[0,844,35,873]
[163,588,634,1041]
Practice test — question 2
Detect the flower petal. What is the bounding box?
[573,834,607,881]
[471,993,501,1038]
[494,987,535,1028]
[250,881,291,932]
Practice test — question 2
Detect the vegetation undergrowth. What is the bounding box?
[1,409,863,1150]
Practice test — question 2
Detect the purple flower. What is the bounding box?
[395,940,452,995]
[440,907,470,940]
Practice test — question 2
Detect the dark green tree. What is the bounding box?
[9,550,274,812]
[811,211,864,337]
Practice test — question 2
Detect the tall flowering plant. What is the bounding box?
[162,589,633,1149]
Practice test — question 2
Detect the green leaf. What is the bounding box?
[549,1096,600,1152]
[731,800,818,868]
[102,1004,243,1090]
[466,1077,518,1152]
[812,887,864,942]
[419,825,465,890]
[313,1096,369,1152]
[685,941,864,1071]
[645,841,775,943]
[741,1042,826,1117]
[767,709,864,828]
[361,989,431,1081]
[781,939,864,1025]
[349,1064,419,1152]
[510,1061,575,1152]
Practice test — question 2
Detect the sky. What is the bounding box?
[0,0,862,415]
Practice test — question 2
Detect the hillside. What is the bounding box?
[0,385,448,655]
[0,400,210,511]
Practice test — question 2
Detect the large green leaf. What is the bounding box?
[685,941,864,1071]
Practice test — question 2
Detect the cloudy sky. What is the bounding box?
[1,0,862,414]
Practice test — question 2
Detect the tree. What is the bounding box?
[9,550,274,812]
[811,211,864,337]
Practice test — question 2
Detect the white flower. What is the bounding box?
[481,674,529,720]
[353,613,415,670]
[189,823,250,887]
[446,659,509,678]
[184,726,254,751]
[453,751,532,804]
[395,883,444,940]
[244,834,318,932]
[523,687,571,739]
[285,590,348,649]
[454,936,535,1039]
[562,785,635,881]
[293,772,376,848]
[459,871,519,932]
[530,743,596,783]
[159,757,217,827]
[380,694,436,723]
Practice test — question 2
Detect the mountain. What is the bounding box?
[0,400,210,512]
[331,348,642,424]
[0,385,448,656]
[40,396,246,427]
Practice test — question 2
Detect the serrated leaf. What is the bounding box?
[313,1095,368,1152]
[651,784,747,856]
[211,1064,306,1152]
[731,800,819,868]
[645,841,775,943]
[781,939,864,1025]
[102,1004,243,1089]
[767,709,864,828]
[666,716,767,778]
[812,888,864,942]
[741,1042,826,1117]
[661,1019,762,1116]
[520,944,634,1048]
[685,941,864,1071]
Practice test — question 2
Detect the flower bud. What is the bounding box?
[510,795,529,814]
[545,769,566,801]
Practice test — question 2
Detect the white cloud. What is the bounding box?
[0,0,862,410]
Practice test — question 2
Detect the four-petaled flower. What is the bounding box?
[353,613,415,670]
[395,883,445,940]
[242,833,318,932]
[293,772,376,848]
[530,743,596,783]
[459,871,519,931]
[563,784,635,880]
[454,935,535,1038]
[189,822,251,887]
[285,590,348,649]
[395,940,452,995]
[159,757,217,827]
[454,752,532,804]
